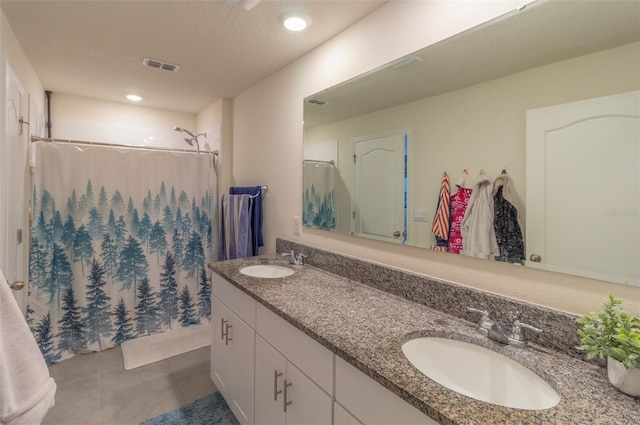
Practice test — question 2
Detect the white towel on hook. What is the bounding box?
[0,270,56,425]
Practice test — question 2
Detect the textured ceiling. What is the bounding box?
[1,0,386,113]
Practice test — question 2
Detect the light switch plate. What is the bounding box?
[293,216,301,235]
[413,209,429,222]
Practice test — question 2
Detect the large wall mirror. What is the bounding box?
[302,0,640,286]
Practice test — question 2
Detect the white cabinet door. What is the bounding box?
[255,335,287,425]
[255,335,332,425]
[285,361,332,425]
[334,402,362,425]
[212,297,232,393]
[212,296,255,425]
[256,302,333,394]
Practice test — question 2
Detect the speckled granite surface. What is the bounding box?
[209,255,639,425]
[277,238,587,363]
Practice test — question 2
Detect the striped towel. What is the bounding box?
[218,194,253,260]
[430,172,450,251]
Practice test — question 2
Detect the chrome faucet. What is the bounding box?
[467,307,542,348]
[281,250,307,265]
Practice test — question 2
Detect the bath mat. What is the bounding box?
[140,392,239,425]
[122,322,211,370]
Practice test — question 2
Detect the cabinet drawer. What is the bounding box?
[212,272,256,328]
[335,356,437,425]
[256,302,333,394]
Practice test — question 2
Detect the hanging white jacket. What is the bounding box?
[460,171,499,259]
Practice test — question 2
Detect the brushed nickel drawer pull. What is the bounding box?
[273,370,283,400]
[283,379,293,412]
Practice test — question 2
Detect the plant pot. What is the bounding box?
[607,357,640,397]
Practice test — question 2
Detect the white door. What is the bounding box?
[0,57,28,310]
[526,90,640,285]
[352,131,407,244]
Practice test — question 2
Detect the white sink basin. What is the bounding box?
[240,264,295,278]
[402,337,560,410]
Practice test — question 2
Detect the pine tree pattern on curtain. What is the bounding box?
[28,143,215,364]
[302,162,336,231]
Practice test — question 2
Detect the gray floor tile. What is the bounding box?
[176,372,218,405]
[42,374,101,425]
[44,341,214,425]
[48,351,100,386]
[98,345,125,375]
[101,373,185,425]
[169,346,211,381]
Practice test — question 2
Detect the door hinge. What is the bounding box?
[16,229,22,244]
[18,116,29,136]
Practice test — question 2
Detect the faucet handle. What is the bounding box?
[509,320,543,347]
[467,307,494,336]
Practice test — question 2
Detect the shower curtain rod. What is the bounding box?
[303,159,335,166]
[30,136,219,156]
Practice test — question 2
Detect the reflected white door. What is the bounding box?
[0,58,28,310]
[352,131,407,244]
[526,90,640,285]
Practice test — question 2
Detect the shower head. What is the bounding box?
[173,126,206,154]
[173,126,196,139]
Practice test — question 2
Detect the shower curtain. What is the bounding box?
[302,162,336,231]
[27,142,216,364]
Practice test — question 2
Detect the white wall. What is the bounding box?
[231,0,639,315]
[0,9,44,114]
[49,93,197,149]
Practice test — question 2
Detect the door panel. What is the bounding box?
[352,131,407,244]
[0,58,27,311]
[526,90,640,285]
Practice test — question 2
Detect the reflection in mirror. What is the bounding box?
[302,0,640,286]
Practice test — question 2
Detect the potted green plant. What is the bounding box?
[577,294,640,397]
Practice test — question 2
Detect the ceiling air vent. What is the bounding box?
[306,98,328,106]
[143,58,181,72]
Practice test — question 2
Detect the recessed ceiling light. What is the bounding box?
[281,13,309,31]
[126,94,142,101]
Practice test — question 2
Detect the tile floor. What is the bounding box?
[42,345,216,425]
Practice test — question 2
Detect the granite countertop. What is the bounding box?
[208,256,640,425]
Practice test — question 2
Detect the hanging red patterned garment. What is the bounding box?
[448,186,473,254]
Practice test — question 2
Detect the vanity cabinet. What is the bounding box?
[211,275,256,425]
[211,271,436,425]
[335,356,437,425]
